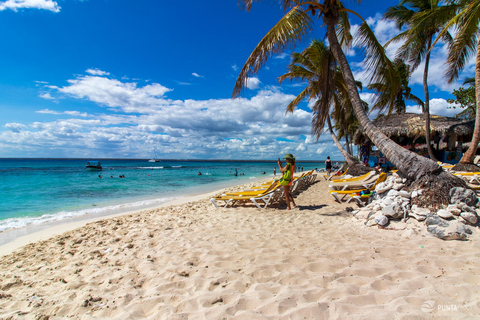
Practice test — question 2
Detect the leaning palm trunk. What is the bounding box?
[454,35,480,171]
[423,37,438,162]
[326,115,370,175]
[324,14,439,179]
[324,13,467,208]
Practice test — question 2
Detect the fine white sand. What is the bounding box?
[1,175,479,319]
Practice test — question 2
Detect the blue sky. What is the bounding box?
[0,0,475,160]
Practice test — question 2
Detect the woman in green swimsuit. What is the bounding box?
[278,153,298,210]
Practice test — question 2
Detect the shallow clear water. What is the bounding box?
[0,159,324,232]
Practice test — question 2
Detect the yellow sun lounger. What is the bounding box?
[321,168,348,181]
[210,188,282,209]
[328,172,378,190]
[329,173,387,203]
[467,183,480,191]
[224,180,280,196]
[329,170,375,183]
[453,172,480,184]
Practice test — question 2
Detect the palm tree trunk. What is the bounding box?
[341,119,352,154]
[424,36,438,162]
[326,115,358,166]
[323,14,441,180]
[345,132,351,155]
[458,34,480,164]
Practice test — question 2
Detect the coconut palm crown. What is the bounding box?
[277,39,362,167]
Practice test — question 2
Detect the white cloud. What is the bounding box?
[4,123,25,133]
[0,70,347,159]
[36,109,88,117]
[274,52,288,60]
[57,74,173,113]
[246,77,261,90]
[86,69,110,76]
[406,98,460,118]
[0,0,60,12]
[39,92,55,100]
[192,72,203,78]
[232,64,238,71]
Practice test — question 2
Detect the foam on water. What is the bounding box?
[0,196,176,232]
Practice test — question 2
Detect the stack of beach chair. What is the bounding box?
[210,171,317,209]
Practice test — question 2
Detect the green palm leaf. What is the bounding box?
[232,6,313,97]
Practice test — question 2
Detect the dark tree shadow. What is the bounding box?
[298,204,328,211]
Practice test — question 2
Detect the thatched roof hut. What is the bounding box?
[353,113,475,148]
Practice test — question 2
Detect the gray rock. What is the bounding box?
[354,210,370,220]
[374,215,389,226]
[366,219,378,227]
[382,197,394,206]
[409,212,426,221]
[447,204,462,216]
[393,183,405,190]
[460,212,478,225]
[426,214,472,240]
[387,189,399,197]
[425,214,449,227]
[459,203,476,213]
[437,209,454,220]
[450,187,478,207]
[382,203,404,219]
[411,189,424,198]
[411,205,431,216]
[375,182,393,194]
[398,190,411,198]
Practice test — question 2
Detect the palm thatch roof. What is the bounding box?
[353,113,475,145]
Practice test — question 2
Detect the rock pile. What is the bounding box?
[353,172,479,240]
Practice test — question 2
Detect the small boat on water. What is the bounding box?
[86,161,102,170]
[148,149,161,162]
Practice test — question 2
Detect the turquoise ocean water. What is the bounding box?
[0,159,324,235]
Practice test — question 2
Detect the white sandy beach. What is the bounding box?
[1,174,479,319]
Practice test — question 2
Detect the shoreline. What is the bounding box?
[0,175,272,257]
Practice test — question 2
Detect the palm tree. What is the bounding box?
[331,92,366,155]
[435,0,480,170]
[277,39,364,169]
[384,0,454,162]
[233,0,465,207]
[367,58,424,115]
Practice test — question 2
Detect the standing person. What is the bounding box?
[325,156,332,175]
[278,153,298,210]
[273,167,276,176]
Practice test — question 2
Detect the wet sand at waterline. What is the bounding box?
[1,174,479,319]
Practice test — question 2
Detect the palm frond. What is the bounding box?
[286,87,310,113]
[354,21,399,88]
[232,7,313,97]
[384,4,415,29]
[445,0,480,82]
[464,76,475,86]
[337,9,353,49]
